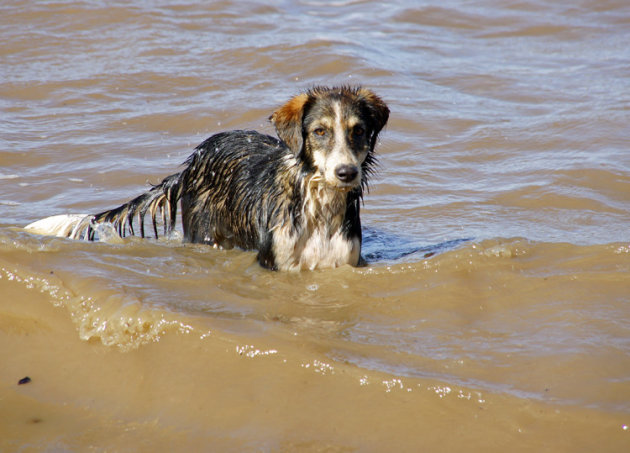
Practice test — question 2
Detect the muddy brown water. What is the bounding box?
[1,1,629,451]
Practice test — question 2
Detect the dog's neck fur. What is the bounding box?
[269,167,360,271]
[301,173,348,234]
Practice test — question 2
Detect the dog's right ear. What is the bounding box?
[270,93,309,153]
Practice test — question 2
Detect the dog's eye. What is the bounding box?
[353,126,365,137]
[314,128,326,136]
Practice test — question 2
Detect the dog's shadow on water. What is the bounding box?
[361,227,472,264]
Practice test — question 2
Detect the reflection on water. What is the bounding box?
[362,227,473,262]
[1,0,629,451]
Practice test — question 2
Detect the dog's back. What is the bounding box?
[179,130,290,249]
[26,86,389,271]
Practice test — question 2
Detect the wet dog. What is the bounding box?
[26,86,389,271]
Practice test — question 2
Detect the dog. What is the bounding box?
[25,86,389,271]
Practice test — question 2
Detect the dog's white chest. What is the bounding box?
[299,228,360,271]
[272,225,360,272]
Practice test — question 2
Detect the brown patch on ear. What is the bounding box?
[357,88,390,137]
[270,93,310,153]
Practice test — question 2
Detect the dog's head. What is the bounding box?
[270,86,389,190]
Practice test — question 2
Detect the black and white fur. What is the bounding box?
[26,86,389,271]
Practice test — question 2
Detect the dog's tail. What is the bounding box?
[25,173,182,241]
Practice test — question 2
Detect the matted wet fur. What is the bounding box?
[26,86,389,271]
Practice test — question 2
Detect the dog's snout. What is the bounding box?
[335,164,359,183]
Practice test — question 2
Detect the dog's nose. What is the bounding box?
[335,165,359,183]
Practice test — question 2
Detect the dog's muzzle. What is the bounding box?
[335,164,359,184]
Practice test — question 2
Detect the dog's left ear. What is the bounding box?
[270,93,310,153]
[357,88,390,145]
